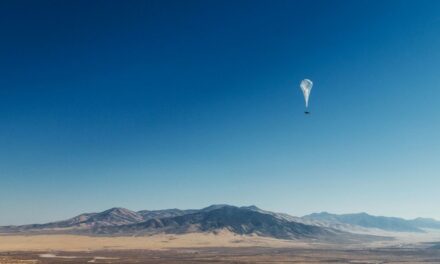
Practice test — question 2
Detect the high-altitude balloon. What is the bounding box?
[300,79,313,109]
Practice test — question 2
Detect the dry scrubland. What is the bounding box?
[0,231,311,251]
[2,229,440,252]
[1,231,440,263]
[1,247,440,264]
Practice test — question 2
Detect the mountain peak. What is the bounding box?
[104,207,132,213]
[83,207,144,226]
[201,204,232,211]
[241,205,261,211]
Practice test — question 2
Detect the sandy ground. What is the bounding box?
[0,231,311,252]
[1,229,440,253]
[1,231,440,263]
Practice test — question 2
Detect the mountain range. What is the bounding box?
[1,205,439,241]
[302,212,440,232]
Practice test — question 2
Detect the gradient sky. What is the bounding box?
[1,0,440,225]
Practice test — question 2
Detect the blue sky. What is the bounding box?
[1,0,440,225]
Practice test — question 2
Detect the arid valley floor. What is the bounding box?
[1,232,440,263]
[2,247,440,264]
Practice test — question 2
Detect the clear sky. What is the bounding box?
[1,0,440,225]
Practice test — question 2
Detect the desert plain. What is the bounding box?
[1,230,440,264]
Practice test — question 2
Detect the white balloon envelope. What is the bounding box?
[300,79,313,110]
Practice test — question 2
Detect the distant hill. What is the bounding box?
[302,212,440,232]
[410,218,440,229]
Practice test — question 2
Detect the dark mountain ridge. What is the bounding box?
[0,205,360,241]
[1,205,438,241]
[93,205,343,240]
